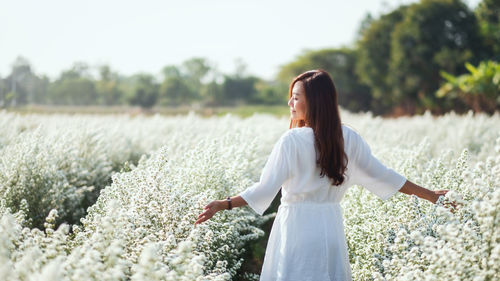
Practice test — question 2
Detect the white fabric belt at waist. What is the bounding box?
[280,201,340,207]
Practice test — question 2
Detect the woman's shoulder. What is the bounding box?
[279,124,362,144]
[275,127,311,148]
[341,123,358,134]
[341,123,366,157]
[288,126,313,135]
[283,124,359,141]
[284,127,314,142]
[279,127,302,141]
[341,123,362,141]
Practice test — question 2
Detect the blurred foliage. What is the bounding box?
[159,65,196,107]
[96,65,124,106]
[475,0,500,59]
[1,0,499,116]
[278,48,372,113]
[355,6,407,114]
[356,0,483,115]
[2,57,49,107]
[437,60,500,114]
[128,74,159,109]
[388,0,481,114]
[48,62,98,106]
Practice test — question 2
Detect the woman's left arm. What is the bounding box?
[194,195,248,225]
[398,179,448,204]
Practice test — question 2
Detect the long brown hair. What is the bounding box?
[289,69,347,186]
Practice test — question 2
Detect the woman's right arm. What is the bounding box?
[195,130,294,225]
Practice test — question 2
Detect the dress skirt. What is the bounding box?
[259,201,352,281]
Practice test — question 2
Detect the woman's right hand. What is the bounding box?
[194,200,224,225]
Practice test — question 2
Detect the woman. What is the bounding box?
[194,70,450,280]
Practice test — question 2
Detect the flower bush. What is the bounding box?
[0,109,498,280]
[0,111,285,280]
[341,110,500,280]
[0,111,285,228]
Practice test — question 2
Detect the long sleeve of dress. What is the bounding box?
[351,131,407,201]
[238,132,294,216]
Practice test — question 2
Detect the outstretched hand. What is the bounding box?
[433,190,459,213]
[194,200,222,226]
[432,190,449,203]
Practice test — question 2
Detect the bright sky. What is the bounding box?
[0,0,481,81]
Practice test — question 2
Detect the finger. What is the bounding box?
[446,200,458,206]
[201,214,210,222]
[198,213,210,220]
[195,216,205,225]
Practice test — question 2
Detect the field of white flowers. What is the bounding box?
[0,109,498,280]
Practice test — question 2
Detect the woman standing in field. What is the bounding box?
[194,69,450,280]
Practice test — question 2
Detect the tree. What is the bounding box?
[4,56,48,106]
[355,13,375,42]
[182,57,211,100]
[47,62,98,105]
[0,76,6,107]
[159,77,193,106]
[8,57,32,105]
[128,74,159,109]
[221,75,259,105]
[199,65,224,106]
[96,65,124,105]
[389,0,482,114]
[252,80,289,105]
[199,80,223,106]
[158,65,196,106]
[355,6,408,113]
[278,48,372,113]
[475,0,500,59]
[216,59,260,106]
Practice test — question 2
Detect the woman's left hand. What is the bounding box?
[432,190,460,213]
[194,200,224,225]
[431,190,449,204]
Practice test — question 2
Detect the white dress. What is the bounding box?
[238,124,407,281]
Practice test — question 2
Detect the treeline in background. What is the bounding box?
[1,0,499,116]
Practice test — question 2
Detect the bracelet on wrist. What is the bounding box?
[226,196,232,210]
